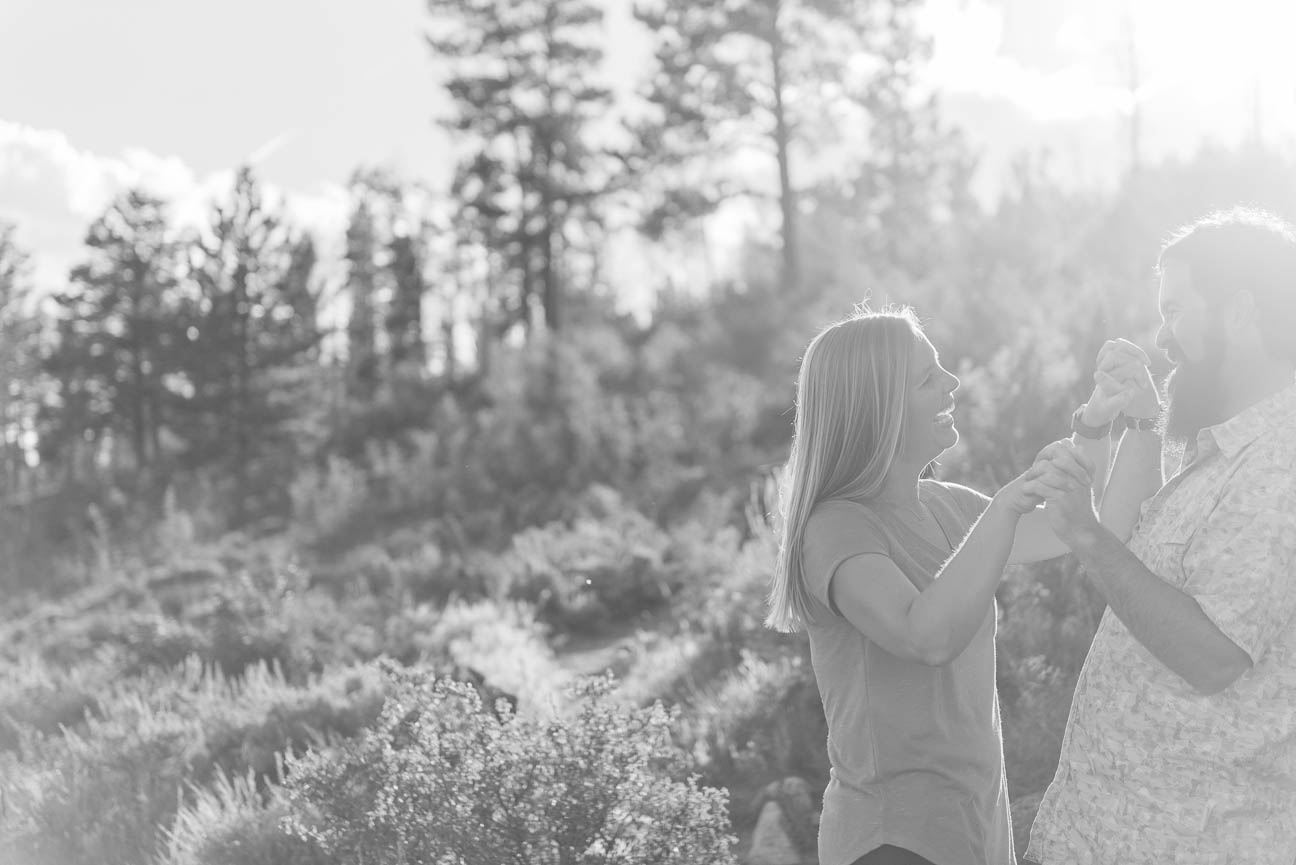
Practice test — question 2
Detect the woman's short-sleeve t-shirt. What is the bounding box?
[802,479,1014,865]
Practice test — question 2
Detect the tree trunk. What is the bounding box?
[769,2,799,294]
[232,264,251,529]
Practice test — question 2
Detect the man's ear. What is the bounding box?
[1228,289,1260,334]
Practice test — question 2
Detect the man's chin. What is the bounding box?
[1163,389,1229,441]
[1162,408,1197,442]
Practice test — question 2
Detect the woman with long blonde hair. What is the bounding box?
[768,307,1116,865]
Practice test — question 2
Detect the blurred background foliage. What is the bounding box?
[2,0,1295,861]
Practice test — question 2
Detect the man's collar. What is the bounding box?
[1201,378,1296,458]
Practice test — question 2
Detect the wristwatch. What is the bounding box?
[1070,404,1112,439]
[1122,413,1159,432]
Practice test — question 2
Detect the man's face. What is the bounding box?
[1155,261,1229,440]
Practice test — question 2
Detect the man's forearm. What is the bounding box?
[1098,427,1162,541]
[1066,524,1251,694]
[1070,430,1112,502]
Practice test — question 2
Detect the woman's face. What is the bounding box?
[898,333,960,464]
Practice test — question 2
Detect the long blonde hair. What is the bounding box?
[766,307,921,633]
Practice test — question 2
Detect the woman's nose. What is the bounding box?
[1154,324,1172,354]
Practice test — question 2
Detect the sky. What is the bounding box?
[2,0,1295,294]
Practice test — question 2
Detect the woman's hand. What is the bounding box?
[1083,338,1160,425]
[995,440,1094,516]
[1031,439,1101,542]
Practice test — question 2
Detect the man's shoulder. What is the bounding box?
[1258,418,1296,464]
[1233,426,1296,493]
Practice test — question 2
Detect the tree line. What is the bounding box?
[0,0,952,535]
[5,0,1294,566]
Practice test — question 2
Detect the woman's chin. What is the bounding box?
[902,426,960,466]
[937,424,960,450]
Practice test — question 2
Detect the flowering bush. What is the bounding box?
[282,668,738,865]
[409,599,572,716]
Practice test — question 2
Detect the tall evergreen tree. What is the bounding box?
[280,234,323,363]
[179,166,322,527]
[0,224,46,494]
[386,215,428,378]
[427,0,613,335]
[841,0,972,277]
[632,0,864,294]
[44,191,184,476]
[343,176,383,397]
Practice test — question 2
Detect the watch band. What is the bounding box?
[1122,413,1159,432]
[1071,404,1112,439]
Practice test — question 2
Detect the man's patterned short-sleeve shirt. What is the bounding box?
[1027,382,1296,865]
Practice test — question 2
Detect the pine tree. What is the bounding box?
[44,190,184,477]
[427,0,613,335]
[0,224,46,496]
[842,0,972,278]
[343,175,383,397]
[632,0,863,294]
[386,216,428,378]
[178,166,322,527]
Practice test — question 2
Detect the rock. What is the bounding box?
[747,801,803,865]
[763,776,813,813]
[749,776,817,855]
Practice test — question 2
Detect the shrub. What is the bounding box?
[676,649,828,827]
[288,454,370,543]
[618,514,797,711]
[0,655,107,750]
[283,668,738,865]
[617,630,727,708]
[494,498,676,634]
[0,548,371,685]
[163,769,330,865]
[415,599,572,716]
[0,661,383,865]
[310,538,459,608]
[996,559,1104,800]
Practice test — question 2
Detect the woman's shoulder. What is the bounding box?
[804,497,891,561]
[806,498,887,540]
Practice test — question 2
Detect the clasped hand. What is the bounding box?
[1031,440,1100,540]
[1000,440,1099,538]
[1083,338,1160,426]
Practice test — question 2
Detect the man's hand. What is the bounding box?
[1028,440,1100,544]
[1082,338,1160,425]
[997,444,1091,516]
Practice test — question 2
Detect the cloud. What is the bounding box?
[0,120,350,291]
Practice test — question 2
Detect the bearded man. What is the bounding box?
[1025,207,1296,864]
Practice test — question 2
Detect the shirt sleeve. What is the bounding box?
[802,501,890,617]
[939,481,992,527]
[1182,465,1296,665]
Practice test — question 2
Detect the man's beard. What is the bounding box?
[1161,327,1229,443]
